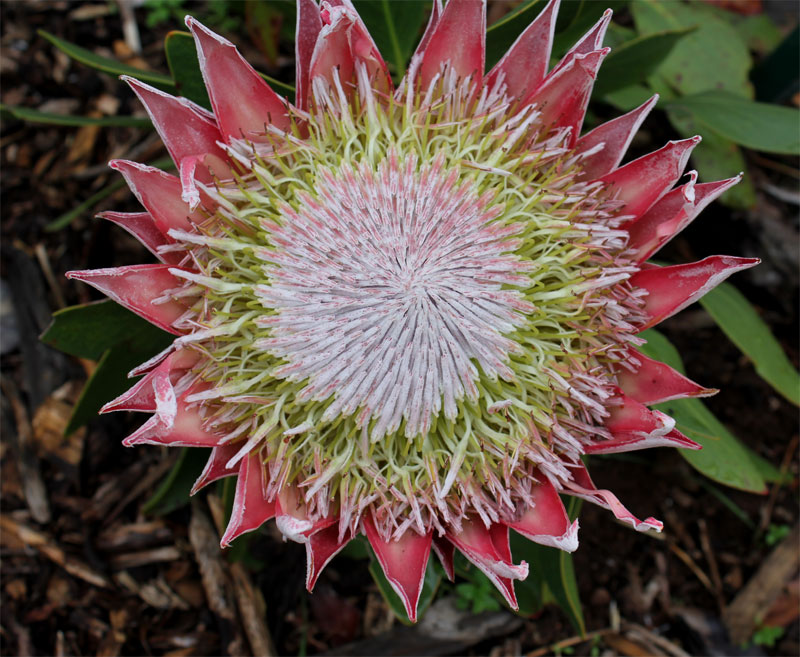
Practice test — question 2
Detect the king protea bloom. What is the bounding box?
[68,0,757,621]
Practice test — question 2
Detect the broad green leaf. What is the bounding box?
[38,29,175,88]
[592,27,694,97]
[485,0,543,69]
[368,556,440,625]
[747,447,791,485]
[165,31,211,109]
[41,300,172,360]
[699,282,800,405]
[0,104,152,128]
[733,14,783,55]
[667,91,800,155]
[353,0,428,80]
[602,83,653,112]
[638,330,768,493]
[666,107,755,209]
[142,447,210,515]
[631,0,753,98]
[511,535,584,633]
[552,1,627,59]
[45,156,173,231]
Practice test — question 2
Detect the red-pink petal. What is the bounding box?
[415,0,443,57]
[505,476,578,552]
[305,524,352,591]
[186,17,291,138]
[617,347,717,404]
[589,391,701,453]
[627,173,742,263]
[485,0,559,99]
[310,4,391,96]
[552,8,612,74]
[431,535,455,582]
[446,518,528,609]
[597,137,700,219]
[632,256,760,329]
[295,0,323,111]
[574,95,658,181]
[562,461,663,532]
[221,450,276,546]
[66,264,189,335]
[419,0,486,90]
[274,484,336,543]
[109,160,204,234]
[525,48,609,146]
[101,349,198,414]
[586,428,700,454]
[98,211,181,264]
[122,395,221,448]
[362,514,432,623]
[191,443,244,495]
[122,76,228,166]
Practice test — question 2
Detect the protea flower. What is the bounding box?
[68,0,757,621]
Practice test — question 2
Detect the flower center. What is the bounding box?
[254,153,533,440]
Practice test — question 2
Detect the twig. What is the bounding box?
[188,501,246,656]
[525,628,611,657]
[697,519,725,612]
[34,243,66,309]
[1,377,51,523]
[230,563,277,657]
[623,622,692,657]
[749,152,800,179]
[668,542,716,595]
[758,433,799,535]
[0,514,111,588]
[723,525,800,645]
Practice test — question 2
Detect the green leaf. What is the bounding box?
[352,0,428,80]
[38,29,175,89]
[142,447,210,515]
[485,0,543,69]
[733,14,783,55]
[368,556,440,624]
[41,299,172,360]
[667,91,800,155]
[631,0,753,98]
[45,156,174,232]
[592,27,694,97]
[638,329,767,493]
[0,104,152,128]
[698,282,800,405]
[165,31,211,109]
[511,532,584,634]
[552,1,627,59]
[602,83,653,112]
[747,447,790,485]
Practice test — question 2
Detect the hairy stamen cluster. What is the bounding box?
[162,66,644,536]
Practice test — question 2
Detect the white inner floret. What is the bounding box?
[254,152,534,441]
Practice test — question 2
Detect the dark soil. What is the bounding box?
[1,3,798,656]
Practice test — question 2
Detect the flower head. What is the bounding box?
[68,0,757,621]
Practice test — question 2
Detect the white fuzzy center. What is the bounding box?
[255,154,533,440]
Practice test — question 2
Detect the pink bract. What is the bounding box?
[68,0,757,622]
